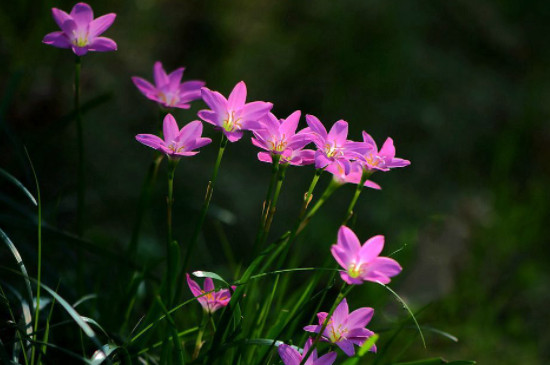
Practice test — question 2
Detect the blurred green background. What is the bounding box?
[1,0,549,364]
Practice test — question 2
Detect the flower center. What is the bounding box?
[365,153,383,167]
[159,91,179,107]
[72,30,89,47]
[327,321,348,343]
[167,143,186,153]
[324,142,342,158]
[268,135,287,153]
[222,111,242,132]
[348,262,366,278]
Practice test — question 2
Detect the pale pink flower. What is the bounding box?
[186,274,234,313]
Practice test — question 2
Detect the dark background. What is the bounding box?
[1,0,549,363]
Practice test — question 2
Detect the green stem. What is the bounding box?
[28,150,41,365]
[300,284,353,365]
[166,159,178,305]
[193,312,209,360]
[75,56,84,237]
[260,162,288,246]
[178,135,228,294]
[297,178,342,235]
[251,154,281,258]
[342,169,372,226]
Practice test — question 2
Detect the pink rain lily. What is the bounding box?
[331,226,402,285]
[186,274,234,314]
[360,132,410,171]
[304,298,376,357]
[135,114,211,160]
[132,62,205,109]
[42,3,117,56]
[305,115,371,173]
[326,160,381,190]
[198,81,273,142]
[278,338,337,365]
[252,110,315,166]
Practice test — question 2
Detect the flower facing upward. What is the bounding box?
[360,132,410,171]
[43,2,117,56]
[186,274,234,314]
[278,338,337,365]
[252,111,315,166]
[135,114,211,160]
[304,298,376,357]
[305,115,371,173]
[132,62,205,109]
[331,226,402,285]
[198,81,273,142]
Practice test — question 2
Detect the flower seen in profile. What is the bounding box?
[326,160,381,190]
[43,2,117,56]
[331,226,402,285]
[186,274,234,314]
[135,114,211,160]
[198,81,273,142]
[252,110,315,166]
[304,298,376,357]
[132,61,205,109]
[360,132,410,171]
[278,337,337,365]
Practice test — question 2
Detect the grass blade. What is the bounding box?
[0,168,37,205]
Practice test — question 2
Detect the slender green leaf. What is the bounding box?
[193,271,230,287]
[0,168,37,205]
[90,344,119,365]
[0,228,33,311]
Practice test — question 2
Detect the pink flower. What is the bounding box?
[198,81,273,142]
[252,111,315,166]
[42,2,117,56]
[186,274,234,314]
[326,160,381,190]
[132,62,205,109]
[331,226,402,285]
[278,338,337,365]
[135,114,211,160]
[305,115,371,174]
[360,132,410,171]
[304,298,376,357]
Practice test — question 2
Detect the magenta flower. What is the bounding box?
[278,338,337,365]
[304,298,376,357]
[186,274,234,314]
[331,226,402,285]
[135,114,211,160]
[326,160,381,190]
[42,3,117,56]
[305,115,371,173]
[198,81,273,142]
[132,62,205,109]
[360,132,410,171]
[252,111,315,165]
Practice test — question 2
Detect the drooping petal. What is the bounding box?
[358,235,385,263]
[340,271,364,285]
[153,61,169,87]
[72,46,88,56]
[132,77,157,97]
[225,130,244,142]
[88,13,116,38]
[347,307,374,328]
[278,344,302,365]
[316,351,337,365]
[42,31,71,48]
[336,339,355,357]
[251,137,269,151]
[337,226,362,255]
[364,180,381,190]
[257,152,273,163]
[227,81,247,110]
[88,37,117,52]
[70,2,94,27]
[51,8,71,29]
[135,134,165,150]
[162,114,179,142]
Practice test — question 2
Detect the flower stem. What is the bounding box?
[74,56,84,237]
[300,283,353,365]
[166,159,178,305]
[260,161,287,247]
[342,169,372,226]
[193,312,209,360]
[179,135,228,289]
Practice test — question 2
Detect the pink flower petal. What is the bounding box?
[132,77,157,98]
[228,81,247,111]
[278,344,302,365]
[240,101,273,123]
[347,307,374,328]
[201,88,228,116]
[42,31,71,48]
[70,2,94,27]
[305,114,328,139]
[88,37,117,52]
[135,134,164,150]
[88,13,116,38]
[153,61,169,87]
[327,120,348,145]
[163,114,179,142]
[337,226,362,255]
[358,235,385,263]
[51,8,71,29]
[280,110,301,136]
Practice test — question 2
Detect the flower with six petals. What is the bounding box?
[278,338,337,365]
[331,226,402,285]
[198,81,273,142]
[360,132,410,171]
[43,2,117,56]
[304,298,376,357]
[132,61,205,109]
[135,114,211,160]
[186,274,234,314]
